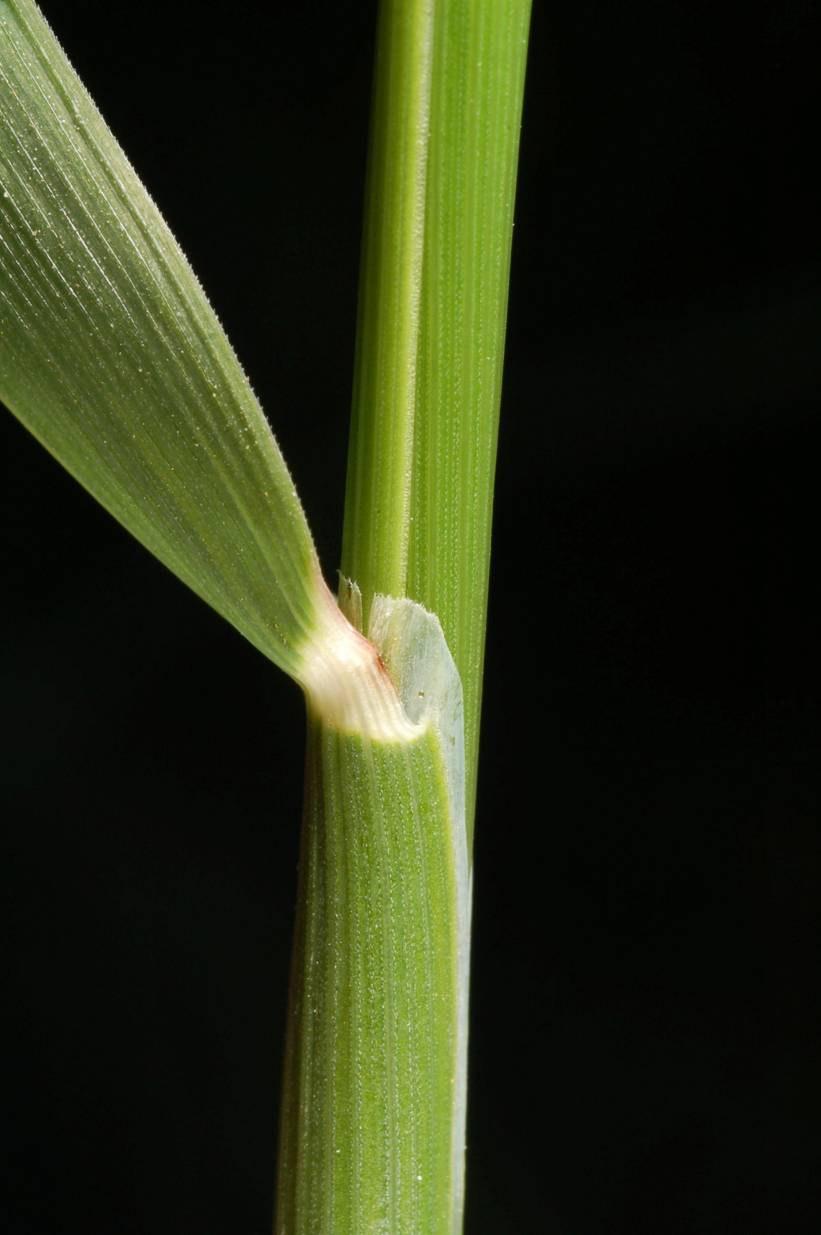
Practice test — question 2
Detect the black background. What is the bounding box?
[2,1,820,1232]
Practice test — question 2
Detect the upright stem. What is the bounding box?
[341,0,435,609]
[342,0,532,849]
[278,4,532,1230]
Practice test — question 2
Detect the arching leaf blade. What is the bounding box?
[0,0,320,678]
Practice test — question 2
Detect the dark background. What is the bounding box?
[2,1,820,1231]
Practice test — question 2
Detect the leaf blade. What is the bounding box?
[0,0,320,677]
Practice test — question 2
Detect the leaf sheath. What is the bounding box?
[276,716,467,1235]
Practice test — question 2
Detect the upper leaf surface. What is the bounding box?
[0,0,320,677]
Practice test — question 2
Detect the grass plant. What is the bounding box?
[0,1,531,1229]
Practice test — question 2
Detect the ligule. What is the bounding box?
[297,576,421,743]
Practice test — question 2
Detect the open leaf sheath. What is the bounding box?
[0,0,319,678]
[278,593,469,1235]
[277,715,467,1235]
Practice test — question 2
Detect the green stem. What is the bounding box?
[340,0,435,608]
[279,7,531,1224]
[342,0,532,848]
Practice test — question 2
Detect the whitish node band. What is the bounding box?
[298,577,422,741]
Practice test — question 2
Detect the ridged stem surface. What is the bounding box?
[340,0,435,603]
[276,716,466,1235]
[342,0,532,846]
